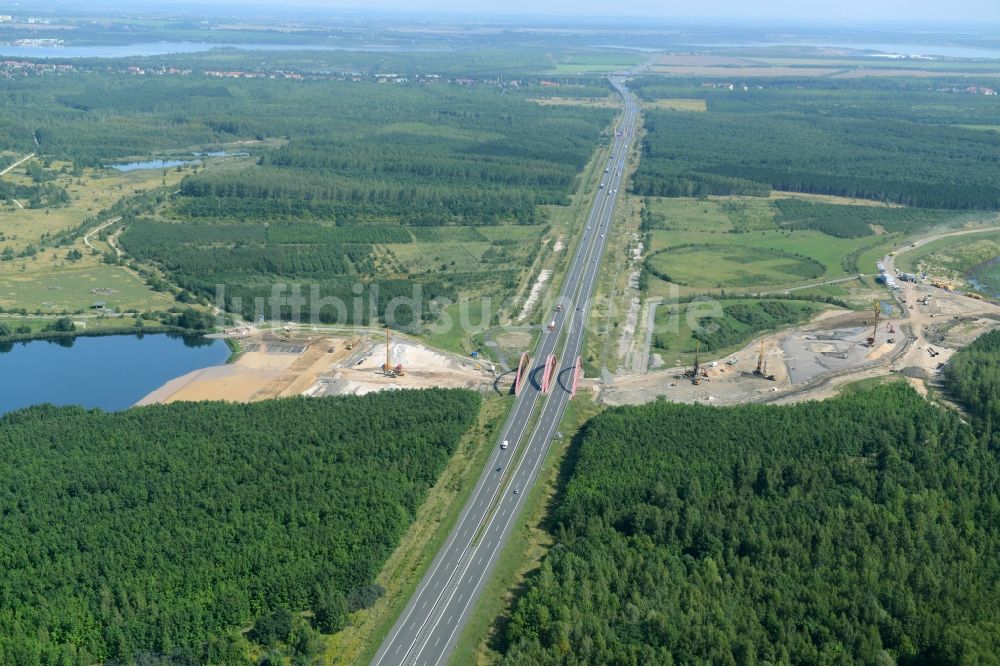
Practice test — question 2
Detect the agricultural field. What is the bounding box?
[641,98,708,112]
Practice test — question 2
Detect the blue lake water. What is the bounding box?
[110,159,199,171]
[687,40,1000,59]
[0,42,393,59]
[0,333,229,416]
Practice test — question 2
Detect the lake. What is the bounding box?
[0,333,229,416]
[684,40,1000,59]
[0,42,394,59]
[110,159,200,172]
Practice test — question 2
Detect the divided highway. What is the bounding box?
[372,77,639,666]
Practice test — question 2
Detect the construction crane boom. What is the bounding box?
[866,303,881,347]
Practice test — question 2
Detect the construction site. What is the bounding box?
[601,241,1000,407]
[138,229,1000,411]
[138,327,495,405]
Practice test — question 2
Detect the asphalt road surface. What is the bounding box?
[372,77,639,666]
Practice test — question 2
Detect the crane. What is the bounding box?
[381,327,405,377]
[751,340,776,381]
[754,340,765,376]
[866,303,881,347]
[684,341,707,384]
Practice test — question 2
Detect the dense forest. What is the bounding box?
[168,85,611,226]
[944,328,1000,433]
[34,72,617,325]
[773,200,965,239]
[629,78,1000,210]
[0,389,479,664]
[692,299,819,351]
[502,378,1000,664]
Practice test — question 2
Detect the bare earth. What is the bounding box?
[138,330,494,405]
[601,225,1000,407]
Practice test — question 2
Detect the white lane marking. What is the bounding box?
[385,91,637,666]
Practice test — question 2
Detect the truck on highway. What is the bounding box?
[547,320,556,331]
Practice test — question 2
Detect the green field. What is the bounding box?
[643,196,776,233]
[896,230,1000,286]
[0,262,177,313]
[646,244,824,289]
[548,51,645,73]
[638,195,979,299]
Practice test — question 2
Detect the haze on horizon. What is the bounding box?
[113,0,1000,23]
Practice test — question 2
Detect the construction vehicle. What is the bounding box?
[381,327,405,377]
[683,342,709,384]
[886,322,895,335]
[345,337,360,351]
[866,303,881,347]
[750,340,776,381]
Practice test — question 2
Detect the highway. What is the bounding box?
[372,77,639,666]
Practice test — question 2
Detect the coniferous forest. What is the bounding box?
[0,389,478,664]
[501,342,1000,664]
[630,77,1000,210]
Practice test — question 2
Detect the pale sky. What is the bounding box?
[214,0,999,22]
